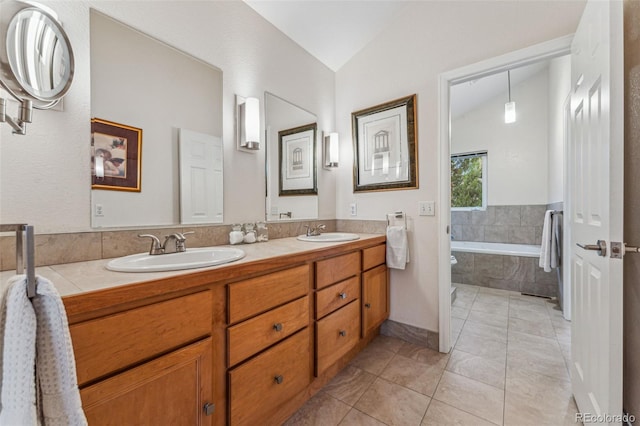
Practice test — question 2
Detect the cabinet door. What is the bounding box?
[362,264,389,336]
[80,338,213,426]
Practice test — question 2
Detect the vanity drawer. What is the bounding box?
[315,300,360,376]
[315,276,360,320]
[70,290,212,387]
[229,328,311,426]
[228,296,309,367]
[363,244,386,271]
[316,251,360,289]
[228,264,310,324]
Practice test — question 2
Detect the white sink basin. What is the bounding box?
[106,247,246,272]
[296,232,360,242]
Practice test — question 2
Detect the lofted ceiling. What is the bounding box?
[244,0,409,72]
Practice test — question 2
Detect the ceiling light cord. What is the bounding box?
[507,70,512,102]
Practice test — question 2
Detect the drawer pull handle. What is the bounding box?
[339,330,347,337]
[273,323,283,332]
[339,292,347,299]
[274,375,284,384]
[365,303,371,309]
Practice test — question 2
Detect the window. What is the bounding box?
[451,151,487,210]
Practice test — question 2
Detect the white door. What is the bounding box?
[570,0,623,421]
[179,129,223,224]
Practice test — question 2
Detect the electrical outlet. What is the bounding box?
[95,204,104,217]
[419,201,435,216]
[350,203,357,216]
[270,206,278,215]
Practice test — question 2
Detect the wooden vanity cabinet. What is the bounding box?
[362,245,390,336]
[226,264,312,425]
[64,236,388,426]
[81,338,213,425]
[69,290,216,426]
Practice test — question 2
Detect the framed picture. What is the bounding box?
[279,123,317,196]
[91,118,142,192]
[352,94,418,192]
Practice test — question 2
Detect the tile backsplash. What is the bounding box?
[0,219,386,271]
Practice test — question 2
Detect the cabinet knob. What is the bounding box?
[365,303,371,309]
[273,323,283,332]
[274,375,284,384]
[339,292,347,299]
[203,402,215,416]
[339,330,347,337]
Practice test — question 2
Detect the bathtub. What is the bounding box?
[450,240,556,298]
[451,241,540,258]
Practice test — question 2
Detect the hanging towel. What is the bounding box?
[32,277,87,426]
[539,210,553,272]
[0,275,38,425]
[0,276,87,426]
[551,212,563,269]
[386,225,409,270]
[540,210,563,272]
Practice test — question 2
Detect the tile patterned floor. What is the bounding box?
[284,284,579,426]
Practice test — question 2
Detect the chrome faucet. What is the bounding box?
[163,231,194,253]
[138,234,164,255]
[304,224,326,237]
[138,231,194,255]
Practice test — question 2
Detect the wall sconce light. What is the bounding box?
[236,95,260,151]
[504,70,516,124]
[323,132,339,169]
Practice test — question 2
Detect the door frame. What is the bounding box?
[437,35,574,353]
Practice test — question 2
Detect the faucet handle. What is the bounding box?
[138,234,164,255]
[179,231,195,240]
[317,224,326,231]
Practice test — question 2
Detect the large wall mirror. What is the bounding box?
[265,92,318,221]
[90,10,223,228]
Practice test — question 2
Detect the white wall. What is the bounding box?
[548,55,572,204]
[335,1,584,331]
[0,0,336,233]
[90,11,223,228]
[451,70,550,206]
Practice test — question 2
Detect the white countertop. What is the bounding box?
[0,234,384,298]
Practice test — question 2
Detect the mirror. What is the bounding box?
[265,92,318,221]
[90,10,223,228]
[0,1,74,134]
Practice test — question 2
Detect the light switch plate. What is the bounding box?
[419,201,435,216]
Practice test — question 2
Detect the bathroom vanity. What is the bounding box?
[59,235,388,425]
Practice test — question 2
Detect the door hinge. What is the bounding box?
[203,402,215,416]
[611,242,640,259]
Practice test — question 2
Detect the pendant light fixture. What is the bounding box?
[505,70,516,124]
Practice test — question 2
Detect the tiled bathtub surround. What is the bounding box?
[451,203,563,298]
[0,219,387,271]
[451,204,547,244]
[451,251,558,297]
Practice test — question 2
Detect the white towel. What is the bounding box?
[386,225,409,270]
[0,276,87,426]
[539,210,553,272]
[0,275,38,425]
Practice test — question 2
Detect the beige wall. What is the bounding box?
[335,1,585,331]
[0,1,336,233]
[624,0,640,418]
